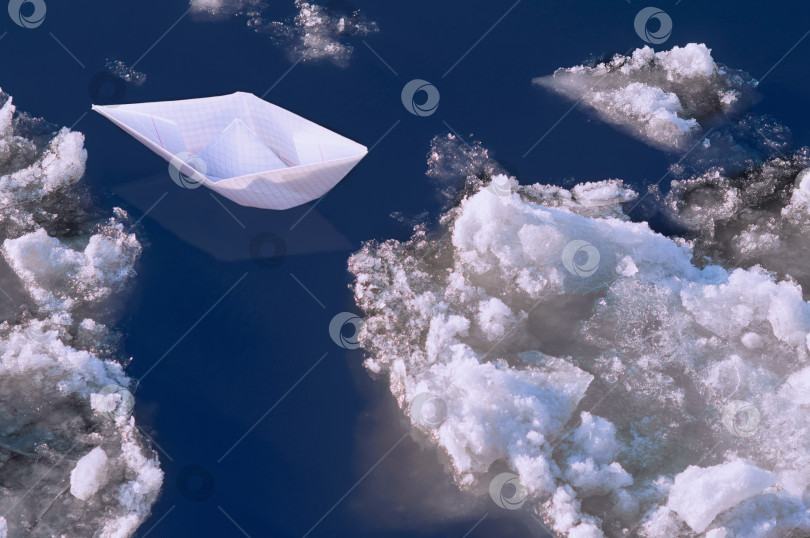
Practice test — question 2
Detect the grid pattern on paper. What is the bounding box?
[196,118,286,180]
[242,93,365,165]
[206,156,365,210]
[100,109,187,155]
[96,92,367,210]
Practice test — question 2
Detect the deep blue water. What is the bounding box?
[3,0,810,536]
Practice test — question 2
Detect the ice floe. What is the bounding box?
[191,0,378,66]
[0,90,161,537]
[534,44,758,151]
[349,132,810,536]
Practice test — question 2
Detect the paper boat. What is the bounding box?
[93,92,367,210]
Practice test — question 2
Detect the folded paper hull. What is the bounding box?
[93,92,368,210]
[205,154,366,209]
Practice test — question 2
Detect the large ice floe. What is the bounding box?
[534,44,759,152]
[0,91,161,537]
[349,69,810,536]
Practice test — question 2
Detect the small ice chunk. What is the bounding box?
[571,179,637,207]
[477,297,513,340]
[591,82,700,140]
[70,447,109,501]
[198,0,380,67]
[616,255,638,277]
[571,412,621,464]
[741,331,762,348]
[565,458,633,496]
[639,505,683,537]
[779,366,810,406]
[3,223,141,313]
[272,0,379,66]
[656,43,717,80]
[565,413,632,497]
[568,523,603,538]
[667,460,775,533]
[190,0,225,11]
[544,485,604,537]
[189,0,260,16]
[104,59,146,86]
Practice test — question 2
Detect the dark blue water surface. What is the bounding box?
[3,1,810,536]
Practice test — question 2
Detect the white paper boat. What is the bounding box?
[93,92,368,210]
